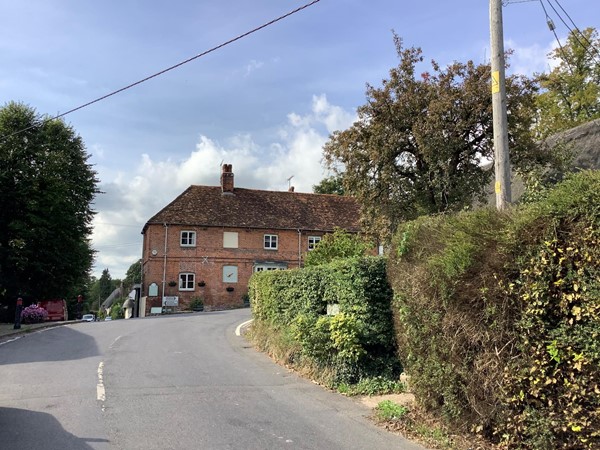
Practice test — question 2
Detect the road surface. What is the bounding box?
[0,309,424,449]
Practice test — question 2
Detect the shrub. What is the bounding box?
[249,257,401,385]
[189,296,204,310]
[304,228,370,267]
[388,170,600,448]
[109,298,125,320]
[21,304,49,324]
[498,173,600,449]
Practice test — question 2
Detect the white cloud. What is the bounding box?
[506,38,559,76]
[245,59,264,76]
[90,94,356,279]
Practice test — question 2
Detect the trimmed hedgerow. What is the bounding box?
[388,170,600,449]
[249,257,400,385]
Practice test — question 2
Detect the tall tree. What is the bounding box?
[0,102,98,314]
[123,259,142,291]
[98,268,114,302]
[535,27,600,138]
[323,36,541,238]
[312,175,345,195]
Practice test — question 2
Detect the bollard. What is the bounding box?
[13,297,23,329]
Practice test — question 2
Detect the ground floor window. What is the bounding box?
[254,262,287,272]
[179,273,195,291]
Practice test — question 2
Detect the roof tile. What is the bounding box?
[143,186,361,233]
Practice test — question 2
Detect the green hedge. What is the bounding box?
[388,171,600,449]
[249,257,400,384]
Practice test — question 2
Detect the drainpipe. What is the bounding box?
[162,223,168,302]
[137,256,143,318]
[297,229,302,268]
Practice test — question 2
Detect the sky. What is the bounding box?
[1,0,598,279]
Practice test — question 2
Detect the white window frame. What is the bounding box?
[264,234,278,250]
[180,230,196,247]
[179,273,195,291]
[223,231,239,249]
[308,236,322,251]
[253,262,287,272]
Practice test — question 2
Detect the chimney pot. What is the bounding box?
[221,164,234,193]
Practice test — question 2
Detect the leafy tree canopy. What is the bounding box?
[0,102,98,310]
[123,259,142,291]
[323,35,543,238]
[535,27,600,138]
[313,175,345,195]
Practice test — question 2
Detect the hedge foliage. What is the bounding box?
[388,171,600,449]
[249,257,400,384]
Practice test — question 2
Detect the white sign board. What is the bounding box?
[162,296,179,307]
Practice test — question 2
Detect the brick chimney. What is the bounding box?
[220,164,234,194]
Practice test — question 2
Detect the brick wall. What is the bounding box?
[141,224,324,312]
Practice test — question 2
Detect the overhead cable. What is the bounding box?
[0,0,321,142]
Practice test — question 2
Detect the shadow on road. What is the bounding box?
[0,407,108,449]
[0,326,99,365]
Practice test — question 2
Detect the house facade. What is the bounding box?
[140,164,361,313]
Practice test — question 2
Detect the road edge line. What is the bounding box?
[235,319,254,336]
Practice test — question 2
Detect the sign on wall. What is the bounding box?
[162,296,179,307]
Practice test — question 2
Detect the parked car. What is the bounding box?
[104,316,112,321]
[82,314,95,322]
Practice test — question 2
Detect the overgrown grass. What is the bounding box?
[336,376,405,396]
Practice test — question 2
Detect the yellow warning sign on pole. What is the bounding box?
[491,71,500,94]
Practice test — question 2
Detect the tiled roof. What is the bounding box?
[143,186,361,233]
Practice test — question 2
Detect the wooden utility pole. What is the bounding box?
[490,0,512,209]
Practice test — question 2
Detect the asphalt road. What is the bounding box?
[0,309,425,449]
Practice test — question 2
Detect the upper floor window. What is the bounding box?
[264,234,278,250]
[180,230,196,247]
[179,273,195,291]
[308,236,322,251]
[223,231,239,248]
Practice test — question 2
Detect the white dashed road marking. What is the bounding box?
[97,362,106,402]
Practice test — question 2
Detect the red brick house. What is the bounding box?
[140,164,361,314]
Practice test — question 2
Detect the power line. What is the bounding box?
[547,0,600,61]
[0,0,321,143]
[538,0,573,74]
[539,0,600,65]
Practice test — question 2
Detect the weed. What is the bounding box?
[375,400,408,421]
[337,376,405,396]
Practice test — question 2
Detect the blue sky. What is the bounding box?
[1,0,598,279]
